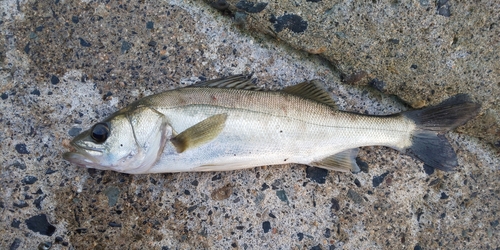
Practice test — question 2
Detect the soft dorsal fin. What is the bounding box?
[282,80,337,108]
[190,74,262,91]
[309,148,360,172]
[171,114,228,153]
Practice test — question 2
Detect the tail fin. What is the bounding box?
[404,94,480,171]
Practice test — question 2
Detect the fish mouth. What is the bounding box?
[63,142,103,169]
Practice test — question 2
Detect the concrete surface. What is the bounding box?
[0,0,498,249]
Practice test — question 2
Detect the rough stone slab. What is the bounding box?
[0,0,498,249]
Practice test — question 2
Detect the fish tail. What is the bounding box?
[403,94,480,171]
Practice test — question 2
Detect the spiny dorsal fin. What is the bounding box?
[171,114,228,153]
[282,80,337,108]
[190,74,262,91]
[309,148,360,172]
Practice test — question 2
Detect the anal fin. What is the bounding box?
[309,148,360,172]
[171,113,228,153]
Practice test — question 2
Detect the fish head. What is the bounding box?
[63,107,170,174]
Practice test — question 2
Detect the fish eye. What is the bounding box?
[91,123,109,143]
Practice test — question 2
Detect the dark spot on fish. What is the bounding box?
[306,166,328,184]
[262,221,271,233]
[25,214,56,236]
[236,1,268,13]
[270,14,308,33]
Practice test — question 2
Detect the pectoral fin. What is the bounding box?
[309,148,360,172]
[171,114,228,153]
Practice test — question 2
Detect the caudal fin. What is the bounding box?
[404,94,480,171]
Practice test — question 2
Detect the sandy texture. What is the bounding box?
[1,0,498,249]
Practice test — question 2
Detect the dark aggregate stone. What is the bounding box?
[11,219,21,228]
[25,214,56,236]
[15,144,30,154]
[79,38,91,47]
[146,21,154,29]
[9,238,21,250]
[437,0,451,17]
[55,236,63,243]
[331,198,340,211]
[236,1,268,13]
[68,127,82,136]
[148,40,157,47]
[22,176,38,184]
[269,212,276,218]
[11,161,27,170]
[14,201,29,208]
[262,221,271,233]
[388,38,400,44]
[212,173,222,181]
[440,192,449,199]
[410,64,418,69]
[297,232,304,241]
[38,241,52,250]
[356,158,369,173]
[306,166,328,184]
[354,178,361,187]
[1,92,8,100]
[276,190,288,202]
[75,228,87,234]
[270,14,308,33]
[104,186,120,206]
[45,168,57,175]
[414,244,422,250]
[261,183,269,190]
[108,222,122,227]
[71,15,79,23]
[306,0,322,2]
[324,228,331,238]
[121,41,132,53]
[490,220,499,228]
[347,189,364,204]
[50,75,59,84]
[31,89,41,96]
[372,172,389,187]
[191,180,199,186]
[310,245,322,250]
[423,164,435,175]
[368,78,386,92]
[34,195,46,210]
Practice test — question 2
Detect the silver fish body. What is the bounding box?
[63,76,480,174]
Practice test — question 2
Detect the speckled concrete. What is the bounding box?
[0,0,499,249]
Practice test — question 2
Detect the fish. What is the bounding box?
[63,75,481,174]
